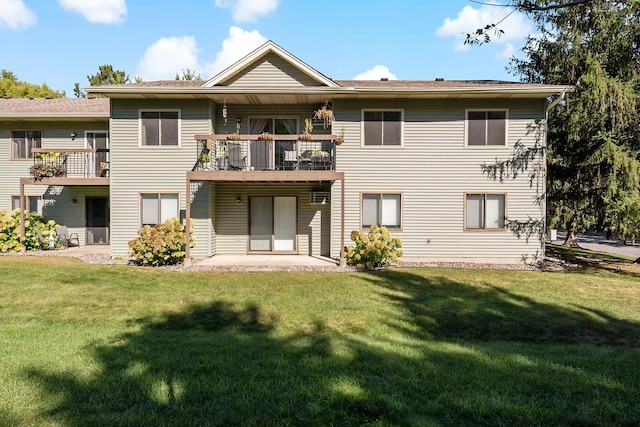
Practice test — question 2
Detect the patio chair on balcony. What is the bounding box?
[283,150,299,170]
[55,225,79,248]
[227,141,247,170]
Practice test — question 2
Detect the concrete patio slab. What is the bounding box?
[195,254,338,267]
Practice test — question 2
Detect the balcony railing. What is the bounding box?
[30,148,109,179]
[194,134,336,172]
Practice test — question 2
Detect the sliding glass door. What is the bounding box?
[249,196,297,252]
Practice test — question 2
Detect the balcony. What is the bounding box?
[29,148,109,181]
[194,135,337,173]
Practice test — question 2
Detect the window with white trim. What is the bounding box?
[466,110,507,146]
[140,111,179,146]
[362,193,401,228]
[363,110,402,146]
[465,193,506,230]
[11,130,41,159]
[11,195,43,215]
[140,193,179,226]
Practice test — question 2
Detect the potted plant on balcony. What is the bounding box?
[299,118,313,141]
[199,151,211,169]
[217,141,229,170]
[314,101,334,129]
[28,163,66,181]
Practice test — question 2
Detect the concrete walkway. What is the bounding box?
[551,232,640,259]
[195,254,338,267]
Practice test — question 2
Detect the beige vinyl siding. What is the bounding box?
[221,53,324,87]
[331,98,546,261]
[0,121,108,230]
[214,182,330,256]
[109,99,212,257]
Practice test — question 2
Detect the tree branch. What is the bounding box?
[518,0,593,11]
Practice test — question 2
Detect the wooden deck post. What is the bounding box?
[339,176,346,267]
[19,181,26,253]
[184,175,192,266]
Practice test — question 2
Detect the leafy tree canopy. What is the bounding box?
[175,69,202,81]
[509,0,640,245]
[74,65,132,98]
[0,69,65,98]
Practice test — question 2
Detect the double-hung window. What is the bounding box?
[140,111,179,146]
[140,193,179,227]
[11,195,43,215]
[466,110,507,147]
[362,193,401,228]
[363,110,402,146]
[11,130,41,159]
[465,193,506,230]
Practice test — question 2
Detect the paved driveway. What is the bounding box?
[551,232,640,259]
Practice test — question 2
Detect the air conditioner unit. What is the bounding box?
[310,191,330,204]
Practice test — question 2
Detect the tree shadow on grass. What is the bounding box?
[24,271,640,426]
[547,244,640,278]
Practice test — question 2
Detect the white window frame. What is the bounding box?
[138,109,181,148]
[139,192,180,227]
[10,130,42,160]
[11,195,44,215]
[360,192,403,229]
[361,109,404,148]
[464,108,508,148]
[464,192,507,231]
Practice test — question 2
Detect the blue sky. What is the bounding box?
[1,0,535,96]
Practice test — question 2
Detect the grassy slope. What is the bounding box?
[1,256,639,426]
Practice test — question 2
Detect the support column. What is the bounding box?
[339,177,346,267]
[184,175,192,266]
[19,180,26,253]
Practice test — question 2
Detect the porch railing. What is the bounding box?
[193,135,337,172]
[31,148,109,179]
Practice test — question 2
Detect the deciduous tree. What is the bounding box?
[0,70,65,98]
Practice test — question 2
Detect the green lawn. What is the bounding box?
[1,255,639,426]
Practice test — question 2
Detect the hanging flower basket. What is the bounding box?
[335,137,345,146]
[299,133,312,141]
[314,101,334,129]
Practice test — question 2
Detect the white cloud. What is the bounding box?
[205,26,267,77]
[215,0,280,23]
[497,43,516,59]
[436,2,532,51]
[137,36,202,81]
[58,0,126,24]
[353,65,398,80]
[0,0,36,30]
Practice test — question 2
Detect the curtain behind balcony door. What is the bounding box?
[250,118,272,170]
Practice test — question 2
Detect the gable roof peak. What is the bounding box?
[202,40,338,88]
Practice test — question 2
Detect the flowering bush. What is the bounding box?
[346,225,403,270]
[128,218,195,266]
[0,209,58,252]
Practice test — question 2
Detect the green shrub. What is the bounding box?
[0,209,58,252]
[128,218,195,266]
[346,225,403,270]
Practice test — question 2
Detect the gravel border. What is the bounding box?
[1,251,571,272]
